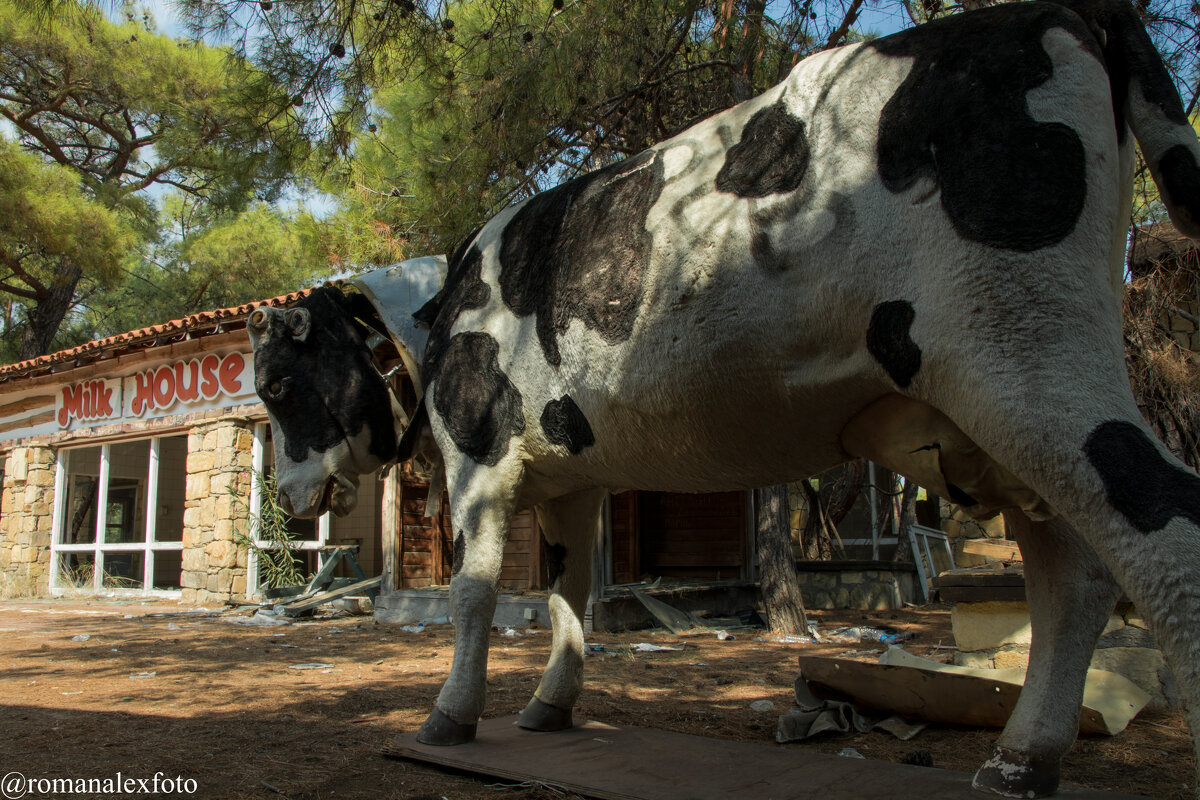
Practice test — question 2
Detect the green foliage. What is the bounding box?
[327,0,830,259]
[67,199,333,344]
[234,470,306,590]
[0,137,135,362]
[0,0,311,358]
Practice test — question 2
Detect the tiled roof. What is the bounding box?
[0,285,323,383]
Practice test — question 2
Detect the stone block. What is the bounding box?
[1123,608,1150,630]
[185,473,209,500]
[205,539,238,568]
[214,519,235,541]
[841,571,864,585]
[209,472,235,496]
[236,431,254,452]
[231,574,247,597]
[186,451,215,474]
[183,507,201,529]
[954,650,994,669]
[9,448,27,481]
[993,646,1030,671]
[952,600,1032,652]
[181,570,204,589]
[810,572,837,590]
[31,469,54,488]
[206,573,221,594]
[181,587,198,605]
[834,587,850,608]
[182,549,207,573]
[1102,613,1125,637]
[198,498,217,528]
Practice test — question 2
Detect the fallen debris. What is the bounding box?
[789,648,1148,736]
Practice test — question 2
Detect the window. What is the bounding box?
[50,436,188,595]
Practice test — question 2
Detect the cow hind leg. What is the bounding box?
[972,512,1117,798]
[930,391,1200,796]
[518,488,607,732]
[416,462,521,746]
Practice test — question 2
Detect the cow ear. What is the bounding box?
[286,308,311,342]
[247,307,271,349]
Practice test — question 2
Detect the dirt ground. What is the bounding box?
[0,599,1191,800]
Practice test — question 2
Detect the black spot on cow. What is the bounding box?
[453,532,466,576]
[432,332,525,466]
[866,300,921,388]
[546,543,567,586]
[715,102,810,198]
[252,287,397,465]
[499,150,665,367]
[416,235,490,380]
[870,4,1096,251]
[1083,420,1200,533]
[540,396,595,454]
[1157,145,1200,234]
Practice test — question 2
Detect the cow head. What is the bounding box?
[247,287,402,518]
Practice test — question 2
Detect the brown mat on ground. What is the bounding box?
[385,715,1154,800]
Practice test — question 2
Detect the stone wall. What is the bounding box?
[794,561,918,610]
[0,446,56,596]
[952,600,1178,709]
[181,419,254,606]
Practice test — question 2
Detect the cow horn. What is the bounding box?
[248,308,269,333]
[286,308,311,342]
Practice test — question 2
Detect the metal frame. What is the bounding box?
[49,438,185,597]
[244,421,330,600]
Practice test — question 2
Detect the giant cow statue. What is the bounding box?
[248,1,1200,795]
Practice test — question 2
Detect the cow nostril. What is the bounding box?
[276,490,295,515]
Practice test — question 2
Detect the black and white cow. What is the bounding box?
[249,1,1200,796]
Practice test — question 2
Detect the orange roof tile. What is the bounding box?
[0,284,327,384]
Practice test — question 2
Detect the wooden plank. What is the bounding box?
[278,576,381,615]
[385,715,1150,800]
[962,539,1023,562]
[0,410,55,435]
[0,393,55,418]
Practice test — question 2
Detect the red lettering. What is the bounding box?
[131,371,155,416]
[174,360,201,402]
[200,354,220,398]
[153,366,175,409]
[58,385,84,426]
[94,381,114,417]
[219,353,244,395]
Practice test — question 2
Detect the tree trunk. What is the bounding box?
[19,261,81,360]
[892,477,921,564]
[799,479,831,560]
[755,484,809,635]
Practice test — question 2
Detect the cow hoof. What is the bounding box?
[416,707,477,746]
[972,746,1060,798]
[517,697,573,731]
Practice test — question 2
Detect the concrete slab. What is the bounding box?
[386,715,1156,800]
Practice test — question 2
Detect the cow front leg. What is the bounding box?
[518,489,607,732]
[972,512,1117,798]
[416,468,519,746]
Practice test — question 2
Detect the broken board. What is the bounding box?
[386,715,1153,800]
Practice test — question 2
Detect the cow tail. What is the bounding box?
[1057,0,1200,237]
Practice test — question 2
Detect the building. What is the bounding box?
[0,283,925,623]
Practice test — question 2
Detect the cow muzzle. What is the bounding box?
[277,472,360,518]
